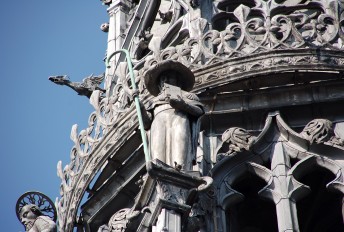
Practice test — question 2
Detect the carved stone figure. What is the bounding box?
[141,60,204,170]
[138,29,153,49]
[190,0,199,8]
[16,192,57,232]
[158,10,173,24]
[19,204,57,232]
[48,74,105,98]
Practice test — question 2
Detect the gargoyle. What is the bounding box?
[158,10,173,24]
[49,74,105,98]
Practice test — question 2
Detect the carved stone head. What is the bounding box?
[48,75,69,85]
[16,191,57,232]
[19,204,43,231]
[100,23,109,32]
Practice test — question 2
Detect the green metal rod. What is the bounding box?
[106,49,151,163]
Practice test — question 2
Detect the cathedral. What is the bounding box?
[37,0,344,231]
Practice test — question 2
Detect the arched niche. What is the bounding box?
[212,152,278,232]
[290,155,344,232]
[225,170,278,232]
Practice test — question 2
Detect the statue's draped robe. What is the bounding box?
[147,90,203,170]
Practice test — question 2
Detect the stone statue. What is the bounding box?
[48,73,105,98]
[140,60,204,170]
[16,192,57,232]
[19,204,57,232]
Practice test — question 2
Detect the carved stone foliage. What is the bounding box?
[108,208,131,232]
[97,225,110,232]
[219,127,256,159]
[301,118,344,148]
[213,0,344,53]
[328,135,344,147]
[211,113,344,232]
[132,1,344,91]
[300,119,334,143]
[143,0,344,66]
[56,102,138,232]
[126,0,201,62]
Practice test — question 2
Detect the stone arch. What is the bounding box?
[212,151,278,232]
[290,155,344,232]
[220,162,278,232]
[290,155,344,194]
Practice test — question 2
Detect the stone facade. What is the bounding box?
[55,0,344,231]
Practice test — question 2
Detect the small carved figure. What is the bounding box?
[49,74,105,98]
[190,0,199,8]
[140,60,204,170]
[158,10,173,24]
[138,29,153,49]
[19,204,57,232]
[100,23,109,32]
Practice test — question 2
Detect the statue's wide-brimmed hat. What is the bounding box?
[144,60,195,96]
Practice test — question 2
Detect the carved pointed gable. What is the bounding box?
[210,112,344,232]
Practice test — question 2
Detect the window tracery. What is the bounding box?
[212,113,344,232]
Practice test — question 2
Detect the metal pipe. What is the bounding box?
[106,49,151,163]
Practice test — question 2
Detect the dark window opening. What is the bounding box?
[226,173,278,232]
[296,167,344,232]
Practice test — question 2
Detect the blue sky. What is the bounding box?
[0,1,108,231]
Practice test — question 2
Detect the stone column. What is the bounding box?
[105,0,131,91]
[271,141,300,231]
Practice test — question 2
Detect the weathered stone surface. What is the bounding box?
[54,0,344,231]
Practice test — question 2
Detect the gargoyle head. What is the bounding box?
[48,75,69,85]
